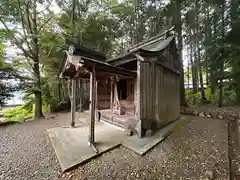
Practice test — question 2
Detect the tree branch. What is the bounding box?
[26,0,33,35]
[0,19,32,60]
[38,15,54,33]
[17,0,34,54]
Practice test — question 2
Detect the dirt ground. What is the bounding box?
[0,114,232,180]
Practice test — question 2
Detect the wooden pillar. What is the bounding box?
[88,67,96,145]
[136,60,141,116]
[136,59,143,138]
[110,77,113,112]
[71,79,76,127]
[95,81,99,121]
[79,79,83,112]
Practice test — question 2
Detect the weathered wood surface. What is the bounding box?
[89,67,96,144]
[74,80,90,111]
[70,79,76,127]
[139,55,180,132]
[110,77,113,112]
[97,79,111,110]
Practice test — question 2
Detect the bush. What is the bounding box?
[224,89,236,105]
[2,106,33,121]
[186,87,236,105]
[185,88,201,104]
[205,88,217,104]
[2,103,47,122]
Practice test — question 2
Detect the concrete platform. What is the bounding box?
[47,116,186,172]
[47,122,123,172]
[100,109,138,129]
[121,119,185,155]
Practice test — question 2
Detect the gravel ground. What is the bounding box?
[0,115,229,180]
[0,113,71,180]
[61,116,229,180]
[229,119,240,180]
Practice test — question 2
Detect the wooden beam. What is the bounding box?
[70,79,76,127]
[88,66,96,145]
[82,57,137,77]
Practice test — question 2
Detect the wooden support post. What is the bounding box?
[136,59,143,138]
[79,79,83,112]
[110,77,113,112]
[95,81,99,121]
[88,67,96,146]
[71,79,76,127]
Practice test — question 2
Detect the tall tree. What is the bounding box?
[0,38,25,105]
[230,0,240,104]
[0,0,54,118]
[218,0,225,107]
[195,0,207,102]
[174,0,186,106]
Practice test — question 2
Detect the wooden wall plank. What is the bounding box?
[140,58,180,131]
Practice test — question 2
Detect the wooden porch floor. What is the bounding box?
[100,109,138,129]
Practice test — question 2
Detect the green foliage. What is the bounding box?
[185,89,201,104]
[223,89,236,105]
[0,0,240,111]
[2,106,33,122]
[0,39,25,105]
[186,87,237,105]
[2,102,47,122]
[205,88,217,103]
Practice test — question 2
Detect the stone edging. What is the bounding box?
[181,107,240,121]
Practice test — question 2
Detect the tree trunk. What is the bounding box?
[192,29,198,94]
[210,11,218,95]
[195,0,206,103]
[58,80,61,101]
[190,32,197,93]
[205,5,211,88]
[174,0,186,106]
[187,45,190,88]
[132,0,140,45]
[235,79,240,104]
[35,91,43,118]
[218,0,225,107]
[230,0,240,104]
[33,0,43,118]
[219,65,224,107]
[71,0,77,39]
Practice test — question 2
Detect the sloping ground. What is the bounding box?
[61,116,229,180]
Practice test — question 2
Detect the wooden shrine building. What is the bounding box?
[60,31,180,144]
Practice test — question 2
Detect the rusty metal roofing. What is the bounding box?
[108,36,175,66]
[140,36,174,52]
